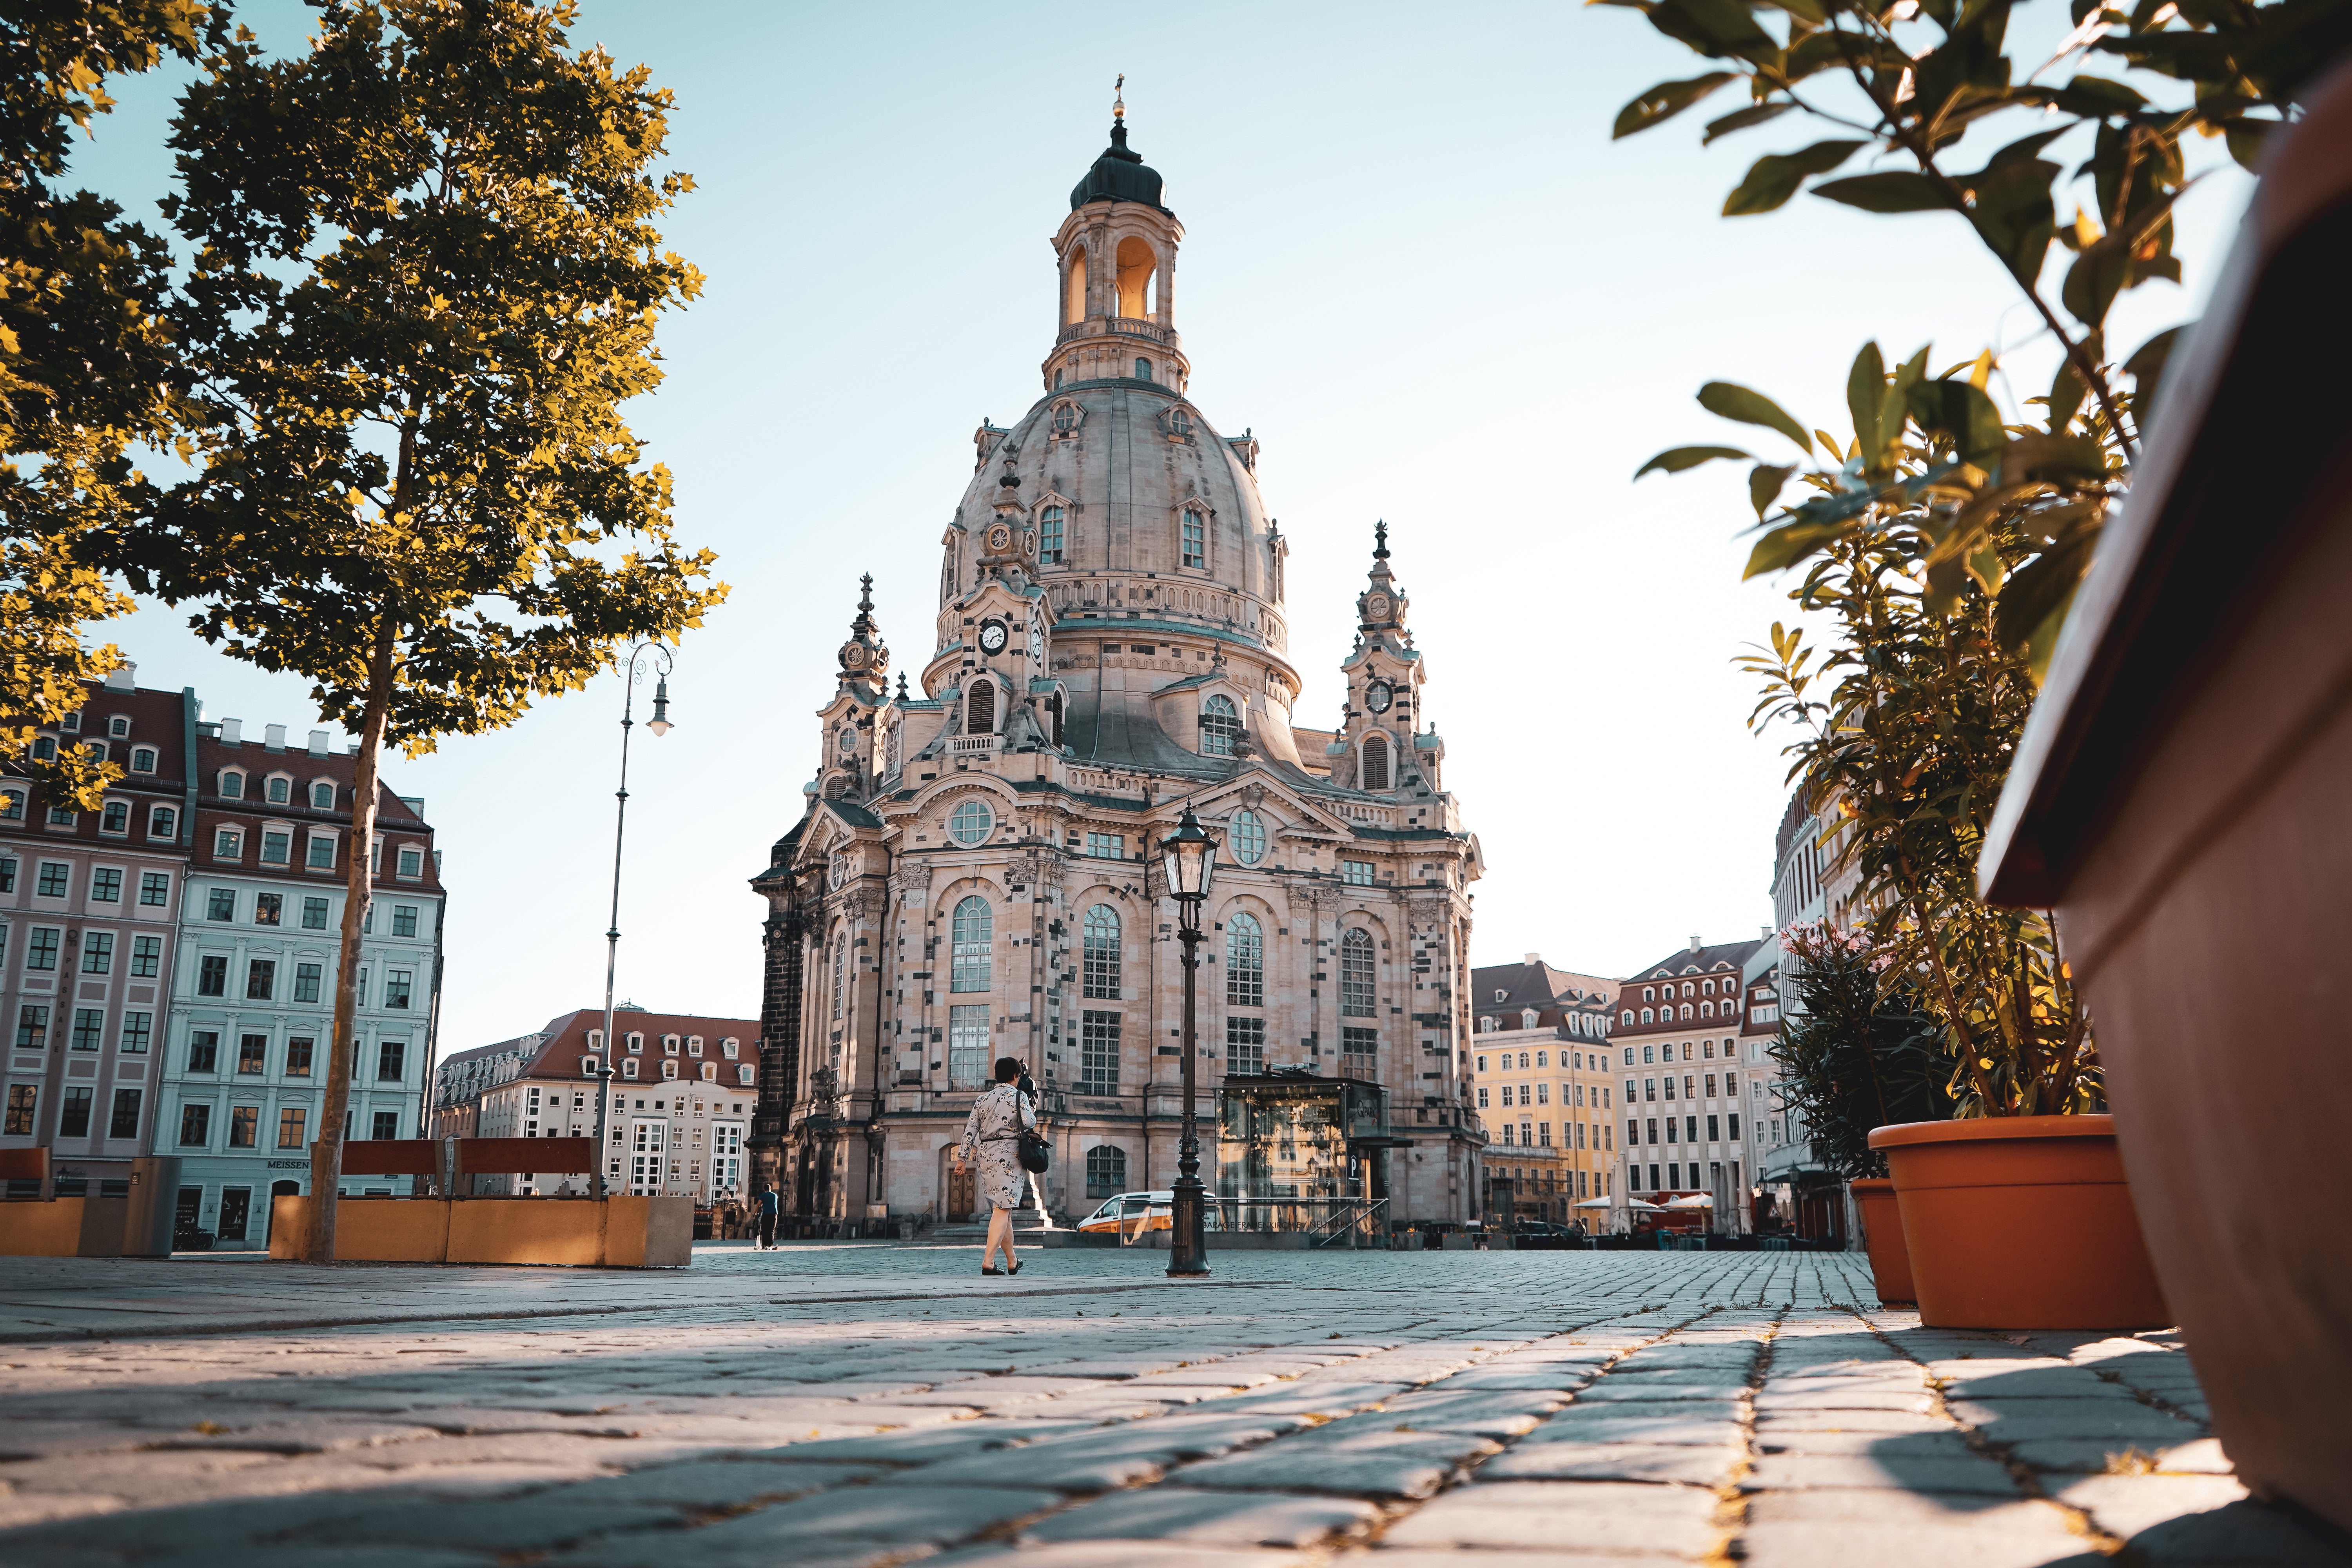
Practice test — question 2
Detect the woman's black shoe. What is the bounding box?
[1007,1260,1022,1275]
[981,1266,1004,1276]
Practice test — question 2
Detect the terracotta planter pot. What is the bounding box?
[1849,1178,1914,1305]
[1867,1116,2166,1330]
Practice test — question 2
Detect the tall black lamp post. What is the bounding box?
[592,643,674,1201]
[1159,806,1219,1278]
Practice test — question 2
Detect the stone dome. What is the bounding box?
[944,382,1283,641]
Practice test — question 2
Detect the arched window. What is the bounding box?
[1082,905,1121,999]
[1226,911,1264,1007]
[1134,357,1153,383]
[966,679,996,736]
[1115,236,1155,317]
[1200,695,1241,757]
[1085,1143,1127,1199]
[951,896,992,992]
[1039,505,1065,563]
[310,781,334,809]
[830,936,847,1017]
[220,770,245,800]
[130,747,157,773]
[1065,243,1087,323]
[1361,732,1391,791]
[1229,808,1267,866]
[948,798,993,845]
[1340,928,1376,1018]
[1181,510,1206,568]
[266,775,290,804]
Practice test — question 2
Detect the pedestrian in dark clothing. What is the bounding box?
[755,1184,779,1249]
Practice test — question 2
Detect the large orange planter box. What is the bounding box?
[268,1196,689,1268]
[0,1197,128,1258]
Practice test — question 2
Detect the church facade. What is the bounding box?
[749,109,1488,1229]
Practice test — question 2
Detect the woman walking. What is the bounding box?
[954,1055,1036,1276]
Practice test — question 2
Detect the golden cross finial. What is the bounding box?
[1114,73,1125,120]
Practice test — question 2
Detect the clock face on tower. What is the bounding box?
[987,523,1013,554]
[1027,625,1044,664]
[1365,681,1394,714]
[1365,592,1392,621]
[977,619,1009,655]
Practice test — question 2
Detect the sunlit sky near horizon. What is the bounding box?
[64,0,2252,1050]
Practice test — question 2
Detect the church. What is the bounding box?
[749,102,1488,1231]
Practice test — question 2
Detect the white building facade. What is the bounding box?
[156,720,445,1249]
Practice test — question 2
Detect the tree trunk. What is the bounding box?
[302,615,398,1263]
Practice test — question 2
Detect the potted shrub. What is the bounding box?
[1770,922,1949,1306]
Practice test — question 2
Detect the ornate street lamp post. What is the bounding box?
[592,644,674,1201]
[1158,806,1219,1278]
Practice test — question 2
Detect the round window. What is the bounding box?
[948,798,994,846]
[1230,808,1267,866]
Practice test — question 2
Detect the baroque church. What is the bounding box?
[749,103,1488,1229]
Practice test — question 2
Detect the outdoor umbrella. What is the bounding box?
[1665,1193,1714,1209]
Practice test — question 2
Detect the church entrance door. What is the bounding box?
[947,1167,975,1221]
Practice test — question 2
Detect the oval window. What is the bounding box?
[1230,808,1267,866]
[948,799,994,846]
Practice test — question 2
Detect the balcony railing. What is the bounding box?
[947,735,998,756]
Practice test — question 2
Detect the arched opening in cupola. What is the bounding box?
[1065,245,1087,324]
[966,679,996,736]
[1361,731,1392,791]
[1115,236,1156,318]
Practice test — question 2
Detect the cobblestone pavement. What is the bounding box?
[0,1243,2340,1567]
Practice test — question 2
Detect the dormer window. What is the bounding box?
[1181,510,1205,568]
[625,1032,644,1053]
[311,781,335,809]
[108,716,131,739]
[130,746,158,773]
[1200,695,1241,757]
[220,769,245,800]
[61,711,80,733]
[1049,399,1082,438]
[622,1058,640,1080]
[1169,406,1192,440]
[663,1034,681,1056]
[266,775,291,805]
[688,1035,704,1057]
[1039,505,1065,564]
[722,1038,741,1059]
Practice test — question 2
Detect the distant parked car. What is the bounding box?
[1075,1191,1225,1235]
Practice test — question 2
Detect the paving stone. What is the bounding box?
[282,1497,684,1551]
[1177,1422,1497,1499]
[1943,1399,2199,1443]
[1741,1449,2018,1495]
[1521,1407,1744,1446]
[1379,1480,1722,1553]
[1737,1490,2084,1567]
[1480,1439,1742,1483]
[2043,1473,2252,1537]
[935,1545,1300,1568]
[1379,1387,1566,1437]
[537,1458,886,1509]
[1021,1485,1378,1546]
[552,1482,1063,1568]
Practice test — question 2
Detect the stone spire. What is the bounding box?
[835,573,889,687]
[1355,521,1410,637]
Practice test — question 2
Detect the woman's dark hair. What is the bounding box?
[994,1055,1022,1083]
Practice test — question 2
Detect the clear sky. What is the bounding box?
[64,0,2249,1048]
